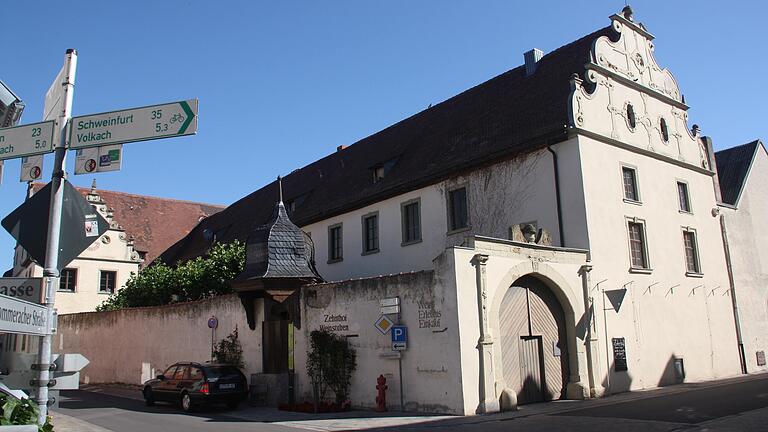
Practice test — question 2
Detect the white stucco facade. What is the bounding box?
[720,143,768,372]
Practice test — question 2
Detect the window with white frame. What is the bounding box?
[683,228,701,274]
[99,270,117,293]
[401,199,422,245]
[328,224,343,262]
[361,213,379,254]
[627,219,649,270]
[677,181,691,213]
[448,186,469,232]
[622,166,640,202]
[59,268,77,292]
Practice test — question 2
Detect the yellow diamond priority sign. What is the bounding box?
[374,315,394,335]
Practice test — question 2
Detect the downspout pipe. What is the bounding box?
[547,146,565,247]
[719,214,747,374]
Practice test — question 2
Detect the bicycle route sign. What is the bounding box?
[68,99,198,149]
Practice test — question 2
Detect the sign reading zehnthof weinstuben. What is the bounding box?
[0,121,56,161]
[68,99,197,149]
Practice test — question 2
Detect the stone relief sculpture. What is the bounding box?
[509,223,553,246]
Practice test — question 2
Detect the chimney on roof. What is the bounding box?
[336,145,347,152]
[524,48,544,76]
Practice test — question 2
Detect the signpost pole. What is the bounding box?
[397,299,404,411]
[35,49,77,424]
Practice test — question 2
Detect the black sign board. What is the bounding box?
[2,180,109,272]
[612,337,628,372]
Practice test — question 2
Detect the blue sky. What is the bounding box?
[1,1,766,269]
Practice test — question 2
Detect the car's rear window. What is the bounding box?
[204,366,242,379]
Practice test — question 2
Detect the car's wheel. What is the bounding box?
[226,400,240,410]
[181,392,194,413]
[143,387,155,407]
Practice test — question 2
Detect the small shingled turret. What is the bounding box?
[232,176,323,329]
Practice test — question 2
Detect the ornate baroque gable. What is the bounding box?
[570,7,710,170]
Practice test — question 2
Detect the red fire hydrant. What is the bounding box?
[375,374,388,412]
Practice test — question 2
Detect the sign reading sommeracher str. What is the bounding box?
[0,121,56,161]
[68,99,198,149]
[0,294,50,336]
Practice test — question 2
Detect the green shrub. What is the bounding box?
[306,330,357,405]
[97,240,245,311]
[0,393,54,431]
[213,327,245,368]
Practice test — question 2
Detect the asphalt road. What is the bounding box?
[54,375,768,432]
[55,390,298,432]
[558,375,768,424]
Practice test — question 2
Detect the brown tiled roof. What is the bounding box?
[159,26,614,266]
[31,183,225,265]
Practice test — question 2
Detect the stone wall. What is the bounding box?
[295,269,467,414]
[57,294,264,385]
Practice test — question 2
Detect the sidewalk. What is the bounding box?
[49,410,112,432]
[52,372,768,432]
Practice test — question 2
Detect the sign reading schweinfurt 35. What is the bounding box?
[0,121,56,161]
[0,293,50,336]
[68,99,198,149]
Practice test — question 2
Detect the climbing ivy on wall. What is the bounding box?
[213,327,245,368]
[306,330,357,406]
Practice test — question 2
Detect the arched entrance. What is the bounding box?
[499,275,570,404]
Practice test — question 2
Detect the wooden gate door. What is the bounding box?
[262,320,288,373]
[518,335,545,404]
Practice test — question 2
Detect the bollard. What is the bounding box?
[375,374,388,412]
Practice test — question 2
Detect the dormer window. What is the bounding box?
[626,103,637,130]
[371,156,399,184]
[660,117,669,142]
[373,166,385,183]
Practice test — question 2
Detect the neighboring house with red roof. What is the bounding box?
[9,181,224,314]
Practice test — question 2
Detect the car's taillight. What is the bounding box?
[201,382,209,394]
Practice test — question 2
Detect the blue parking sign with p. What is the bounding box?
[391,326,407,343]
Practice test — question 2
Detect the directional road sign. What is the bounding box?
[0,121,56,161]
[68,99,198,149]
[0,294,50,336]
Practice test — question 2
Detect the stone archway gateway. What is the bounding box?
[499,275,570,404]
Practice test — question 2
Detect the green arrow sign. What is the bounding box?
[68,99,198,149]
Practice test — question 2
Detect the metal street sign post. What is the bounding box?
[1,48,198,424]
[0,121,55,161]
[69,99,197,149]
[35,48,77,424]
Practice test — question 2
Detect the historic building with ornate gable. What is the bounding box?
[58,7,767,415]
